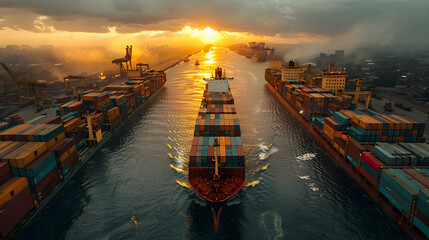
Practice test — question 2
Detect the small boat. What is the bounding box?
[195,60,200,66]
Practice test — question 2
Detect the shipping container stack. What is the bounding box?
[58,101,84,117]
[0,114,24,132]
[0,69,167,238]
[82,92,113,112]
[349,114,425,143]
[264,68,282,88]
[50,138,79,177]
[62,115,82,136]
[189,89,245,168]
[0,175,34,239]
[303,93,334,123]
[266,66,429,238]
[0,123,66,149]
[104,106,121,130]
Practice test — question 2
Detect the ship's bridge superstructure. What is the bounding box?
[204,67,233,93]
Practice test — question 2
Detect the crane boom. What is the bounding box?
[0,62,45,111]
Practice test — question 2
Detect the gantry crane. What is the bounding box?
[0,62,46,111]
[63,75,85,95]
[337,78,372,110]
[75,86,100,101]
[136,63,149,71]
[112,45,133,75]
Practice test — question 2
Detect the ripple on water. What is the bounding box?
[16,48,409,240]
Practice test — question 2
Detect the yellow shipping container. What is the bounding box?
[323,124,335,140]
[220,146,226,157]
[47,132,65,149]
[3,142,47,168]
[380,115,401,130]
[333,142,346,157]
[220,137,225,146]
[59,145,77,162]
[0,177,29,208]
[392,115,413,130]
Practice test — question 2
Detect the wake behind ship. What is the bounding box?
[188,67,245,231]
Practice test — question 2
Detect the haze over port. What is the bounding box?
[1,0,428,79]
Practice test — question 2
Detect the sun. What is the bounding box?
[199,27,220,44]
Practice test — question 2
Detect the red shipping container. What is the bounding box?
[359,165,378,187]
[34,168,61,200]
[0,162,11,185]
[334,136,347,150]
[0,185,34,238]
[237,146,245,156]
[192,137,199,146]
[61,151,80,172]
[346,138,366,163]
[361,152,385,173]
[49,138,76,158]
[44,116,62,124]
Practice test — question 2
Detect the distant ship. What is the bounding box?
[195,60,200,66]
[188,67,245,231]
[184,56,190,62]
[204,44,213,52]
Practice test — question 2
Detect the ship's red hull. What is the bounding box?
[188,167,245,203]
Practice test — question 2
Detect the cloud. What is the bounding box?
[0,0,428,49]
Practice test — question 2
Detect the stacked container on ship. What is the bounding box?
[188,67,245,232]
[0,69,166,239]
[265,64,429,239]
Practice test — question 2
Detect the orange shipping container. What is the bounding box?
[0,141,14,150]
[0,124,33,141]
[220,137,225,146]
[220,145,226,157]
[323,124,336,140]
[59,146,77,162]
[0,177,29,208]
[0,142,22,155]
[46,132,65,149]
[2,142,47,168]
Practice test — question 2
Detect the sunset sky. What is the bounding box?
[0,0,428,57]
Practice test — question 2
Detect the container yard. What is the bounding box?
[0,68,166,239]
[265,66,429,239]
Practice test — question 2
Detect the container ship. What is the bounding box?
[0,69,166,239]
[188,67,245,232]
[265,64,429,239]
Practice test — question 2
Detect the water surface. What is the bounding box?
[17,48,408,240]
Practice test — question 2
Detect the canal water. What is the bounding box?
[16,48,408,239]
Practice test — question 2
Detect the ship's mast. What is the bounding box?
[213,137,220,180]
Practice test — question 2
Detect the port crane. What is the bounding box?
[136,63,149,71]
[249,42,275,62]
[112,45,133,75]
[337,78,372,110]
[0,62,46,111]
[63,75,85,94]
[63,75,99,100]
